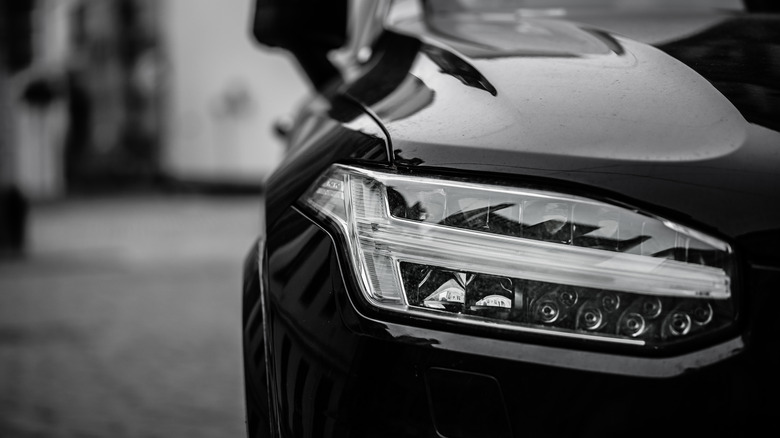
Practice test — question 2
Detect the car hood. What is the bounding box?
[343,12,780,259]
[382,32,746,163]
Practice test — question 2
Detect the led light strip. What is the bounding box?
[345,168,729,300]
[355,217,729,299]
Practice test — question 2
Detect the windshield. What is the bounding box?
[426,0,744,14]
[387,0,747,55]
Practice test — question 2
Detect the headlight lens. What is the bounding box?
[301,165,735,348]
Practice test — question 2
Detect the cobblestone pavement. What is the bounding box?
[0,195,262,437]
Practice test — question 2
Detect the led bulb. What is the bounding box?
[577,303,605,331]
[618,312,647,337]
[665,312,693,337]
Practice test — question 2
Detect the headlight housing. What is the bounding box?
[301,164,735,349]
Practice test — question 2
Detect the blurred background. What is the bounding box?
[1,0,309,196]
[0,0,309,436]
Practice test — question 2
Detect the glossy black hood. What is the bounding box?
[344,12,780,263]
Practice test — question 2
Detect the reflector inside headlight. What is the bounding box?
[301,165,735,347]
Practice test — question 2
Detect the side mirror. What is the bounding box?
[252,0,348,92]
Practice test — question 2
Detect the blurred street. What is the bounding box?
[0,195,262,437]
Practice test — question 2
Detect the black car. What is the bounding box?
[242,1,780,437]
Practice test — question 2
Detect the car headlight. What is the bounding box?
[300,164,735,349]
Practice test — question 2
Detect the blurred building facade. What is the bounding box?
[162,0,307,184]
[0,0,306,199]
